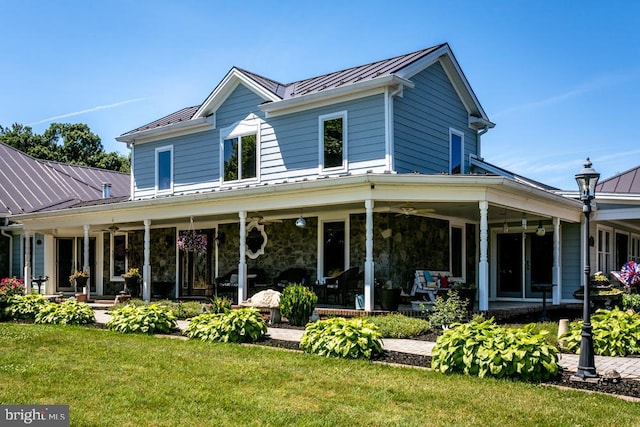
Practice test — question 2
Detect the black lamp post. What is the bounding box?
[573,157,600,379]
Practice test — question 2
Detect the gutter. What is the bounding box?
[116,117,213,144]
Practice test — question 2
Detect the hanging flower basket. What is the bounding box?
[177,229,207,253]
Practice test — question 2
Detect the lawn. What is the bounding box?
[0,324,638,427]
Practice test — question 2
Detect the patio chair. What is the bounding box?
[408,270,439,302]
[274,267,309,288]
[325,267,360,306]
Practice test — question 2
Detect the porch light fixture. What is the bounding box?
[573,157,600,380]
[521,214,527,231]
[503,208,509,233]
[536,221,546,237]
[295,216,306,228]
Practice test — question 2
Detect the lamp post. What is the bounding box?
[573,157,600,380]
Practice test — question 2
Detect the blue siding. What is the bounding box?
[562,223,582,300]
[394,61,477,174]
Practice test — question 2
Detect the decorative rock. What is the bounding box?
[601,369,622,384]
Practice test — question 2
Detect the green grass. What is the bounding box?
[1,324,638,426]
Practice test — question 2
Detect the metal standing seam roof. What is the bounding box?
[0,142,130,215]
[121,44,447,137]
[597,165,640,194]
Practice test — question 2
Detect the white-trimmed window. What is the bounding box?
[597,226,613,274]
[110,233,128,281]
[631,234,640,262]
[220,116,260,183]
[156,146,173,193]
[449,128,464,174]
[450,223,465,278]
[319,111,347,171]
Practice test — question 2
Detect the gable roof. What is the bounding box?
[596,165,640,194]
[0,142,130,216]
[120,43,493,140]
[470,156,560,192]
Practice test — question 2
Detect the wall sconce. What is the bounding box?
[503,208,509,233]
[536,221,546,237]
[521,214,527,231]
[295,216,306,228]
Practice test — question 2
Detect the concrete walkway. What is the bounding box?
[93,309,640,381]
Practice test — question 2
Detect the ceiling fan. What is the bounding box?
[247,214,282,225]
[391,204,435,217]
[100,224,120,233]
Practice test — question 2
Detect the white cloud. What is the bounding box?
[30,98,146,125]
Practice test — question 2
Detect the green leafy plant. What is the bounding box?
[561,307,640,356]
[68,270,89,283]
[279,284,318,326]
[0,277,25,301]
[35,299,95,325]
[5,294,48,319]
[365,313,431,338]
[205,297,232,314]
[622,293,640,312]
[428,290,468,328]
[122,268,141,280]
[107,303,177,334]
[183,307,267,343]
[300,317,383,359]
[431,318,559,382]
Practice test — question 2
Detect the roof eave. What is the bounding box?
[116,117,213,144]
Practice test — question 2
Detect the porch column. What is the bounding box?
[364,199,375,311]
[478,201,489,311]
[552,217,561,305]
[238,211,247,303]
[143,219,151,301]
[24,230,31,294]
[83,224,91,300]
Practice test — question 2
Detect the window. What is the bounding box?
[451,226,463,277]
[223,134,257,181]
[110,233,128,281]
[323,221,345,276]
[631,234,640,262]
[616,232,629,270]
[320,112,347,171]
[449,129,464,174]
[156,146,173,193]
[597,227,612,274]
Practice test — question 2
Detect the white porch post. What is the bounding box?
[364,199,375,311]
[143,219,151,301]
[24,230,31,294]
[238,211,247,303]
[83,224,91,300]
[552,217,561,305]
[478,201,489,311]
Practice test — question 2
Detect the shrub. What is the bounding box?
[428,290,468,328]
[280,284,318,326]
[365,313,431,338]
[183,308,267,343]
[5,294,48,319]
[0,277,25,301]
[622,293,640,312]
[300,317,383,359]
[561,308,640,356]
[107,303,177,334]
[205,297,232,314]
[431,318,559,382]
[35,300,95,325]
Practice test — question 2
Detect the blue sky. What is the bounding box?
[1,0,639,190]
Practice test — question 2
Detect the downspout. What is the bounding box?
[1,218,13,276]
[128,142,135,200]
[385,85,404,172]
[476,125,489,161]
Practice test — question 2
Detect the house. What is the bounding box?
[6,43,634,311]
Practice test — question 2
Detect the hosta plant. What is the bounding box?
[622,293,640,313]
[280,284,318,326]
[431,318,559,382]
[107,303,177,334]
[183,307,267,343]
[35,299,95,325]
[5,294,48,319]
[561,307,640,356]
[300,317,383,359]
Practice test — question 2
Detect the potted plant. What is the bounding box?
[379,281,402,311]
[69,270,89,293]
[122,268,142,298]
[450,281,477,313]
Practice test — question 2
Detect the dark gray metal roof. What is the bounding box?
[122,44,447,136]
[597,165,640,194]
[0,142,130,215]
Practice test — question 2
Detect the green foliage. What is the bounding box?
[279,284,318,326]
[5,294,48,319]
[431,319,559,382]
[561,308,640,356]
[205,297,232,314]
[107,303,177,334]
[365,313,431,338]
[35,300,95,325]
[428,290,468,328]
[183,307,267,343]
[0,122,130,172]
[622,293,640,312]
[300,317,383,359]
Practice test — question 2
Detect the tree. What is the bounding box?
[0,122,130,172]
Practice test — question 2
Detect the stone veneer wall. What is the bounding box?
[218,218,318,284]
[350,213,450,288]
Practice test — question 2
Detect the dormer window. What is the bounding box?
[449,128,464,174]
[220,115,260,184]
[156,146,173,193]
[319,111,347,172]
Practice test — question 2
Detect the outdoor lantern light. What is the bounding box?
[536,221,546,237]
[295,216,306,228]
[573,157,600,380]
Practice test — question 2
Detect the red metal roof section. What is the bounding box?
[0,142,130,215]
[121,105,199,136]
[597,165,640,194]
